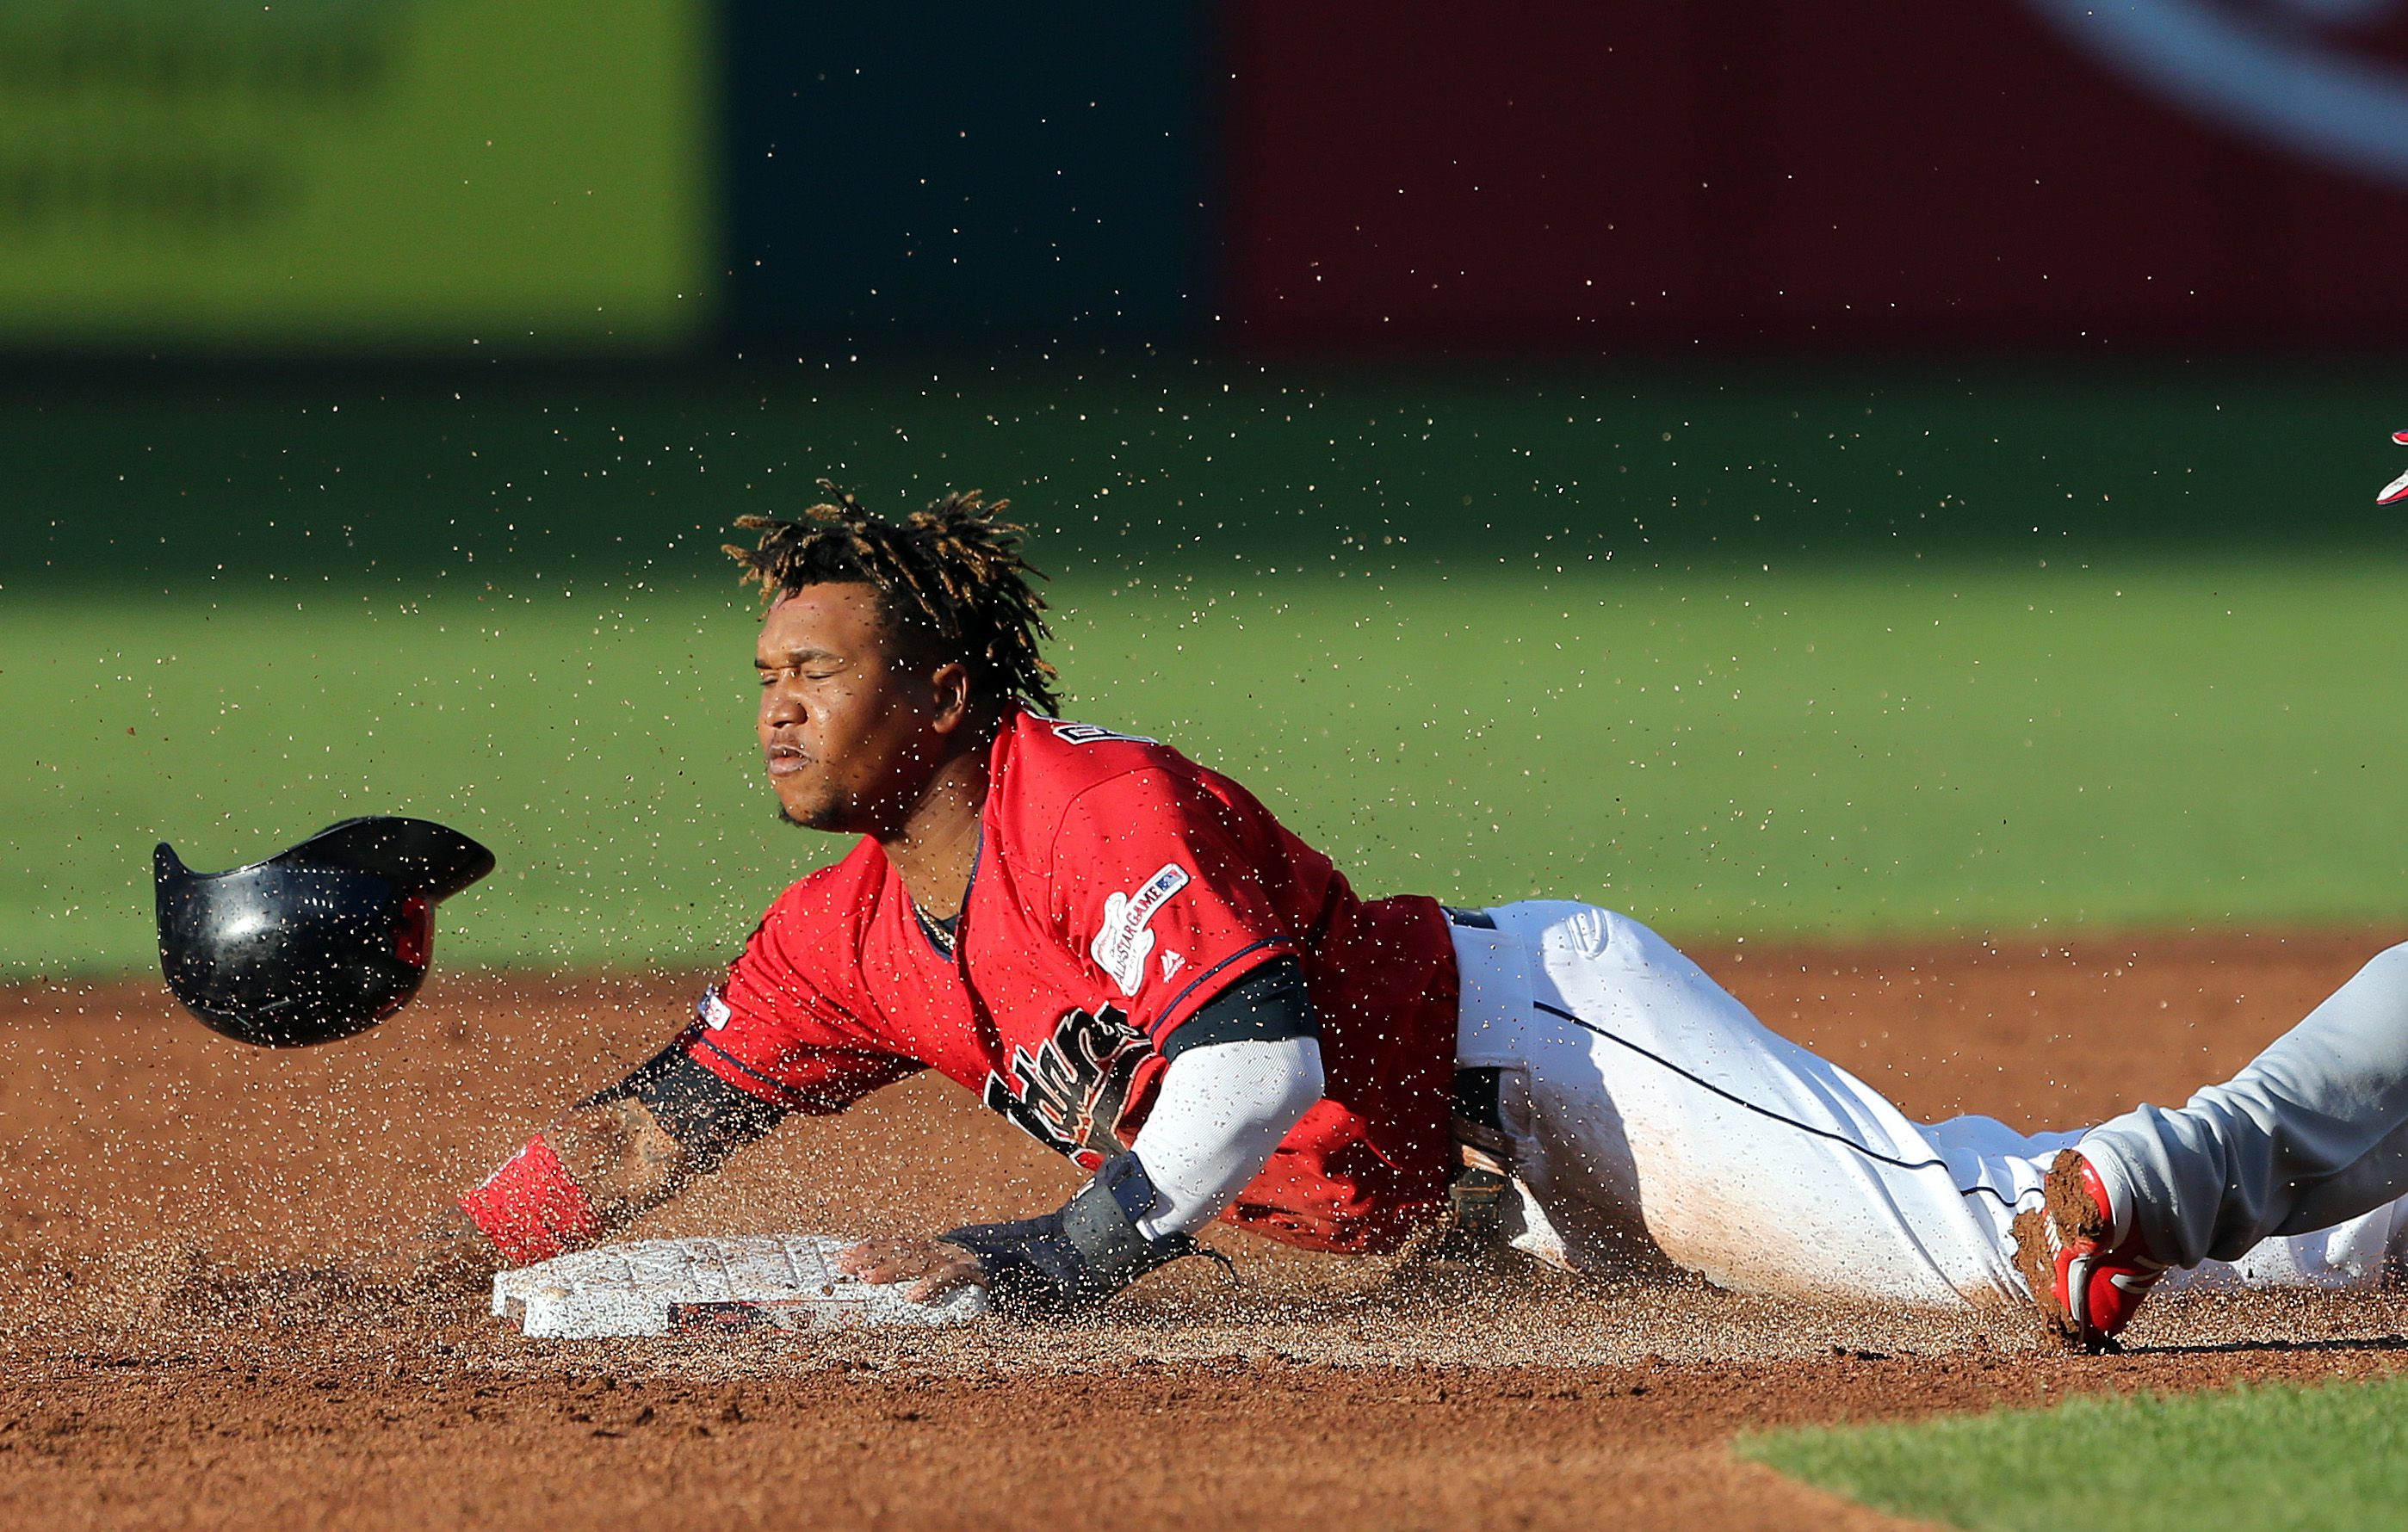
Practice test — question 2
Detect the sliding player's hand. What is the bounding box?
[835,1236,990,1302]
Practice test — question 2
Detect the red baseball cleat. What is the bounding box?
[2011,1150,2168,1352]
[2383,430,2408,505]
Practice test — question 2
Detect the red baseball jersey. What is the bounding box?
[685,709,1462,1253]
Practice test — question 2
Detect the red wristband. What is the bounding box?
[458,1136,601,1264]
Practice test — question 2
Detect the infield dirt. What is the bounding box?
[9,930,2408,1531]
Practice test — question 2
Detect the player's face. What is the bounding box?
[755,584,964,835]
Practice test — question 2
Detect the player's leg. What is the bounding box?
[1916,1110,2408,1296]
[2072,942,2408,1269]
[1454,907,2408,1329]
[2171,1197,2408,1294]
[2013,939,2408,1349]
[1453,902,2035,1307]
[2004,941,2408,1348]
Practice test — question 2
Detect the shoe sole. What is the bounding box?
[2010,1150,2119,1352]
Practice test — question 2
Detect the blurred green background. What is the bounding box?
[4,5,2405,979]
[8,362,2404,979]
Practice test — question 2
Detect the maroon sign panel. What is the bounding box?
[1222,2,2408,350]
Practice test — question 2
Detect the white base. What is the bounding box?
[491,1234,989,1338]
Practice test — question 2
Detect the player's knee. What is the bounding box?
[2362,942,2408,988]
[2336,941,2408,1024]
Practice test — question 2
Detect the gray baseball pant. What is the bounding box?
[2083,942,2408,1269]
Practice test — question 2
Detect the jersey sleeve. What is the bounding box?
[684,907,924,1115]
[1046,768,1300,1049]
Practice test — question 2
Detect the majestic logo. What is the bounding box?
[1159,949,1185,984]
[1091,862,1189,996]
[2020,0,2408,188]
[982,1005,1153,1169]
[1048,720,1157,747]
[696,987,733,1031]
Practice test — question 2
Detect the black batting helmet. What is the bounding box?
[154,817,495,1047]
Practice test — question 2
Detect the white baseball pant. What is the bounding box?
[1451,902,2408,1307]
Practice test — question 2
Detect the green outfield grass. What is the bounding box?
[7,548,2406,979]
[8,360,2403,595]
[1740,1377,2408,1531]
[7,364,2405,977]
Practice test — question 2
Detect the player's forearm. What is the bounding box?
[935,964,1326,1311]
[456,1041,789,1266]
[931,1036,1324,1313]
[457,1097,694,1263]
[1126,1035,1326,1239]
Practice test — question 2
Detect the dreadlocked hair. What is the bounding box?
[726,482,1062,714]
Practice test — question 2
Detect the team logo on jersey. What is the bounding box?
[1091,862,1189,996]
[1047,720,1157,747]
[696,986,732,1031]
[982,1004,1153,1168]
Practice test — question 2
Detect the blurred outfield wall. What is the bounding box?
[0,1,1202,359]
[0,0,714,354]
[9,3,2408,359]
[1220,2,2408,352]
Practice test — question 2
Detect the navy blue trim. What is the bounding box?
[1527,998,2019,1211]
[690,1035,852,1114]
[1159,956,1317,1060]
[907,831,981,963]
[913,902,959,957]
[628,1052,785,1161]
[1148,936,1291,1041]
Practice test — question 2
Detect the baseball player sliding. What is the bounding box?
[423,490,2408,1351]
